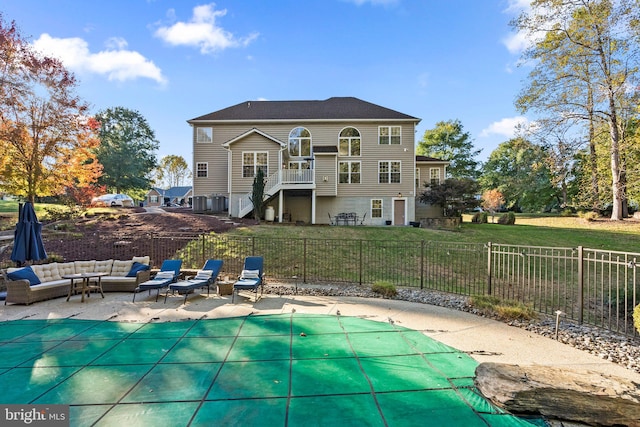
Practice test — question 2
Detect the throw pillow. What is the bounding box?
[7,266,41,286]
[241,269,260,279]
[155,271,175,280]
[194,270,213,280]
[126,261,150,277]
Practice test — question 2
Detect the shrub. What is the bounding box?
[470,295,537,321]
[497,211,516,225]
[371,281,397,298]
[579,211,600,222]
[471,211,488,223]
[42,206,85,222]
[45,252,65,263]
[560,208,575,217]
[634,304,640,335]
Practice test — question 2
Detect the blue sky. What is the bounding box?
[2,0,531,168]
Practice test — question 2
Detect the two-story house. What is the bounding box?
[188,97,447,225]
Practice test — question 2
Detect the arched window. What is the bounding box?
[289,127,311,157]
[339,127,361,156]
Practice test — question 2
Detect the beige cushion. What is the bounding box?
[132,256,150,265]
[111,260,133,277]
[74,260,96,274]
[94,260,114,273]
[56,262,76,277]
[194,270,213,280]
[241,269,260,279]
[155,271,175,279]
[31,263,62,282]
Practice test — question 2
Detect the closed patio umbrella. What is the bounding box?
[10,202,47,267]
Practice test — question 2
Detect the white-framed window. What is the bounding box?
[338,161,361,184]
[243,152,268,178]
[415,168,420,190]
[379,161,401,183]
[378,126,401,145]
[196,127,212,143]
[371,199,383,218]
[288,161,311,170]
[339,127,361,156]
[289,127,311,157]
[196,162,208,178]
[429,168,441,186]
[150,195,159,203]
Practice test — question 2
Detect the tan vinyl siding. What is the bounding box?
[192,126,228,197]
[228,133,282,194]
[337,123,415,198]
[192,119,430,222]
[315,154,337,196]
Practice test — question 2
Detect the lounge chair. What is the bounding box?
[133,259,182,302]
[232,256,264,303]
[164,259,223,304]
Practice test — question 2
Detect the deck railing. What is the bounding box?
[1,232,638,337]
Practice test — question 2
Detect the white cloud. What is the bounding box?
[480,116,529,138]
[32,33,166,84]
[154,4,258,54]
[504,0,530,13]
[502,31,529,54]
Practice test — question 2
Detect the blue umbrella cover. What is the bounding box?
[10,202,47,266]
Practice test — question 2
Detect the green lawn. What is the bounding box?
[227,214,640,253]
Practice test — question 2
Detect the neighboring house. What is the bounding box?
[146,186,193,207]
[188,97,448,225]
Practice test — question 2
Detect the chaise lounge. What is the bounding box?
[133,259,182,302]
[164,259,223,304]
[232,256,264,303]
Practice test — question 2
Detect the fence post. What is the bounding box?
[201,234,206,266]
[578,245,584,324]
[420,240,425,289]
[359,240,363,286]
[303,238,307,283]
[150,233,155,267]
[487,241,492,296]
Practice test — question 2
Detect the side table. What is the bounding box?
[217,281,233,296]
[65,272,107,302]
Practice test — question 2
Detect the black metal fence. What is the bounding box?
[1,232,638,337]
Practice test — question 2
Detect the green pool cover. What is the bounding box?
[0,314,542,426]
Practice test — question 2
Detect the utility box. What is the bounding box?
[193,196,207,213]
[210,195,227,213]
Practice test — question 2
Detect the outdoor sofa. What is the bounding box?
[1,256,152,305]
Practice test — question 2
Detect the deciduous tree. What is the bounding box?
[94,107,159,194]
[480,138,555,212]
[418,178,479,217]
[513,0,640,219]
[417,119,481,179]
[481,189,505,223]
[0,15,101,203]
[155,155,191,188]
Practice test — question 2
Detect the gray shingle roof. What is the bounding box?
[189,97,420,122]
[416,155,449,163]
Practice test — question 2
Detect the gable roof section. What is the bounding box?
[416,155,449,165]
[149,186,192,198]
[222,128,286,148]
[189,97,420,123]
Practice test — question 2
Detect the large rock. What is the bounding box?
[475,363,640,426]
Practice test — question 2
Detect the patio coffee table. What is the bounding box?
[64,272,107,302]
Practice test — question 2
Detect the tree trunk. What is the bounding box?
[587,88,600,212]
[609,115,624,220]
